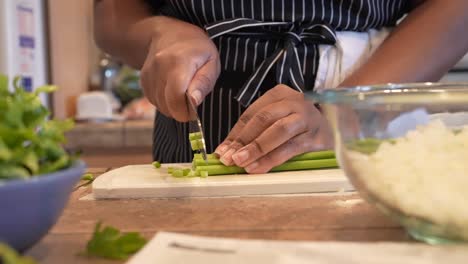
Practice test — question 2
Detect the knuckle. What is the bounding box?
[265,84,297,101]
[284,138,299,151]
[251,139,266,155]
[154,50,184,65]
[254,110,274,124]
[225,135,236,142]
[279,139,303,159]
[265,85,285,100]
[275,118,293,135]
[193,73,214,92]
[238,113,252,125]
[230,140,245,150]
[152,51,165,62]
[295,117,308,133]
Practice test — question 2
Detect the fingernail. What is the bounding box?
[191,90,202,106]
[220,148,236,165]
[215,144,229,156]
[245,162,259,173]
[232,149,249,165]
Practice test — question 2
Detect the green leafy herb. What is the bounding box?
[0,243,38,264]
[0,74,74,181]
[83,222,147,260]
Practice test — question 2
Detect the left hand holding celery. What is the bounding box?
[152,129,338,178]
[154,150,338,178]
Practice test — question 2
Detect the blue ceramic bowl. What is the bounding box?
[0,160,86,251]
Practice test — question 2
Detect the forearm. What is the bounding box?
[94,0,161,68]
[341,0,468,87]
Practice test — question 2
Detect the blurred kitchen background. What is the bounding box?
[1,0,468,167]
[0,0,154,167]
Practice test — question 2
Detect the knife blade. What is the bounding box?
[186,92,208,162]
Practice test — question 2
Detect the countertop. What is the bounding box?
[26,166,410,263]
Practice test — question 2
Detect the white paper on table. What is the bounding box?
[127,232,468,264]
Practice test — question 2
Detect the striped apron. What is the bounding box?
[148,0,411,162]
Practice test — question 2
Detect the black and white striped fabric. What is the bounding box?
[148,0,411,163]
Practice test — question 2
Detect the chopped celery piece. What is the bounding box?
[182,168,191,176]
[194,159,222,166]
[82,173,94,181]
[189,132,202,141]
[152,161,161,168]
[172,169,184,178]
[190,139,203,151]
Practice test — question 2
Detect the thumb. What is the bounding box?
[187,57,220,106]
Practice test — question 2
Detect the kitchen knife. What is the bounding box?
[186,92,208,162]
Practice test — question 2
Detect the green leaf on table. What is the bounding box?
[84,222,147,260]
[74,173,95,190]
[82,173,94,182]
[0,243,38,264]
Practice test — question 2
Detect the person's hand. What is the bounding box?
[214,85,333,174]
[140,17,220,122]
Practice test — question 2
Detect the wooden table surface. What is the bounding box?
[26,167,410,263]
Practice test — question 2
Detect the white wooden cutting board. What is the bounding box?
[92,164,354,199]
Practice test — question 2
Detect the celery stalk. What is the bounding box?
[195,158,338,176]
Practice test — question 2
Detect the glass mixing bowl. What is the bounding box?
[308,83,468,244]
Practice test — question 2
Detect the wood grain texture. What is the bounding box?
[25,167,410,263]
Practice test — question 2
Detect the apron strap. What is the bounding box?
[206,19,337,107]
